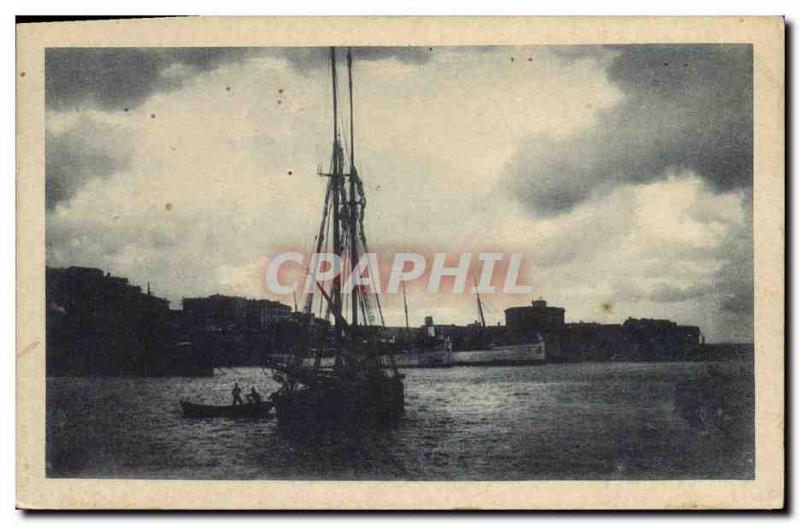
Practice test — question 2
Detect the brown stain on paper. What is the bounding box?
[18,341,39,358]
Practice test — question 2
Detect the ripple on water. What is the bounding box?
[46,361,754,480]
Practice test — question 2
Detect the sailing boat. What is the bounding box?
[268,47,405,426]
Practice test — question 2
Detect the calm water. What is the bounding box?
[46,361,754,480]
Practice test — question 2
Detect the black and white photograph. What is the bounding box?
[16,16,784,510]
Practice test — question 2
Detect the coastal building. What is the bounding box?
[246,298,292,328]
[182,294,248,331]
[46,266,179,375]
[503,298,703,362]
[181,294,292,331]
[177,294,307,366]
[505,299,566,335]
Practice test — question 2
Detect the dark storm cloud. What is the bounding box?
[549,46,613,62]
[507,45,753,216]
[649,283,715,303]
[711,194,754,339]
[716,261,753,314]
[648,191,753,340]
[46,118,132,209]
[46,48,268,111]
[46,47,434,111]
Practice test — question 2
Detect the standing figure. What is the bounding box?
[231,382,243,406]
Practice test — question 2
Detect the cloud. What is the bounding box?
[708,193,753,340]
[649,282,715,303]
[506,45,752,216]
[43,45,753,341]
[46,117,133,209]
[45,47,435,111]
[281,47,434,74]
[549,46,616,62]
[46,48,264,111]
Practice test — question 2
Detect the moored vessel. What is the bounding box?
[267,47,404,427]
[451,338,546,366]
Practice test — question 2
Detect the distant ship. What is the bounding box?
[448,282,548,367]
[295,331,546,369]
[297,284,549,369]
[302,345,452,369]
[451,338,546,367]
[391,337,547,368]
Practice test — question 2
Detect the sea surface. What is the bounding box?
[46,360,754,480]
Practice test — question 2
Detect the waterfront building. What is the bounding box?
[46,266,174,375]
[503,298,703,362]
[505,299,566,335]
[181,294,292,331]
[246,298,292,328]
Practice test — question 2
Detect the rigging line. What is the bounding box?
[340,112,351,171]
[356,228,385,327]
[317,214,331,320]
[304,178,334,314]
[317,56,329,166]
[359,296,370,327]
[402,280,410,330]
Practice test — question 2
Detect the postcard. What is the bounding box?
[16,16,784,509]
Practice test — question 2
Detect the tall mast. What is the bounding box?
[347,47,359,328]
[401,281,410,330]
[347,48,356,172]
[474,274,486,328]
[330,47,339,152]
[329,46,344,338]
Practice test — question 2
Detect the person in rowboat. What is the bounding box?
[231,382,243,406]
[246,386,262,404]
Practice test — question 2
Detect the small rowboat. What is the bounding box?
[180,400,273,419]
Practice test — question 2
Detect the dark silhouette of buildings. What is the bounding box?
[408,299,709,361]
[177,294,323,367]
[45,265,728,375]
[181,294,291,331]
[502,298,704,362]
[363,298,710,362]
[506,299,565,335]
[46,267,315,375]
[46,266,212,376]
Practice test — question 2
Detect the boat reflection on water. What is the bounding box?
[179,400,273,419]
[272,412,408,479]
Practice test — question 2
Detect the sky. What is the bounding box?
[45,45,753,342]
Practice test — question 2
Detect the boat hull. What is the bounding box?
[298,341,546,369]
[302,351,451,369]
[392,346,452,368]
[451,342,546,366]
[273,375,404,427]
[180,400,273,419]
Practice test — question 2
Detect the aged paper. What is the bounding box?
[17,16,784,509]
